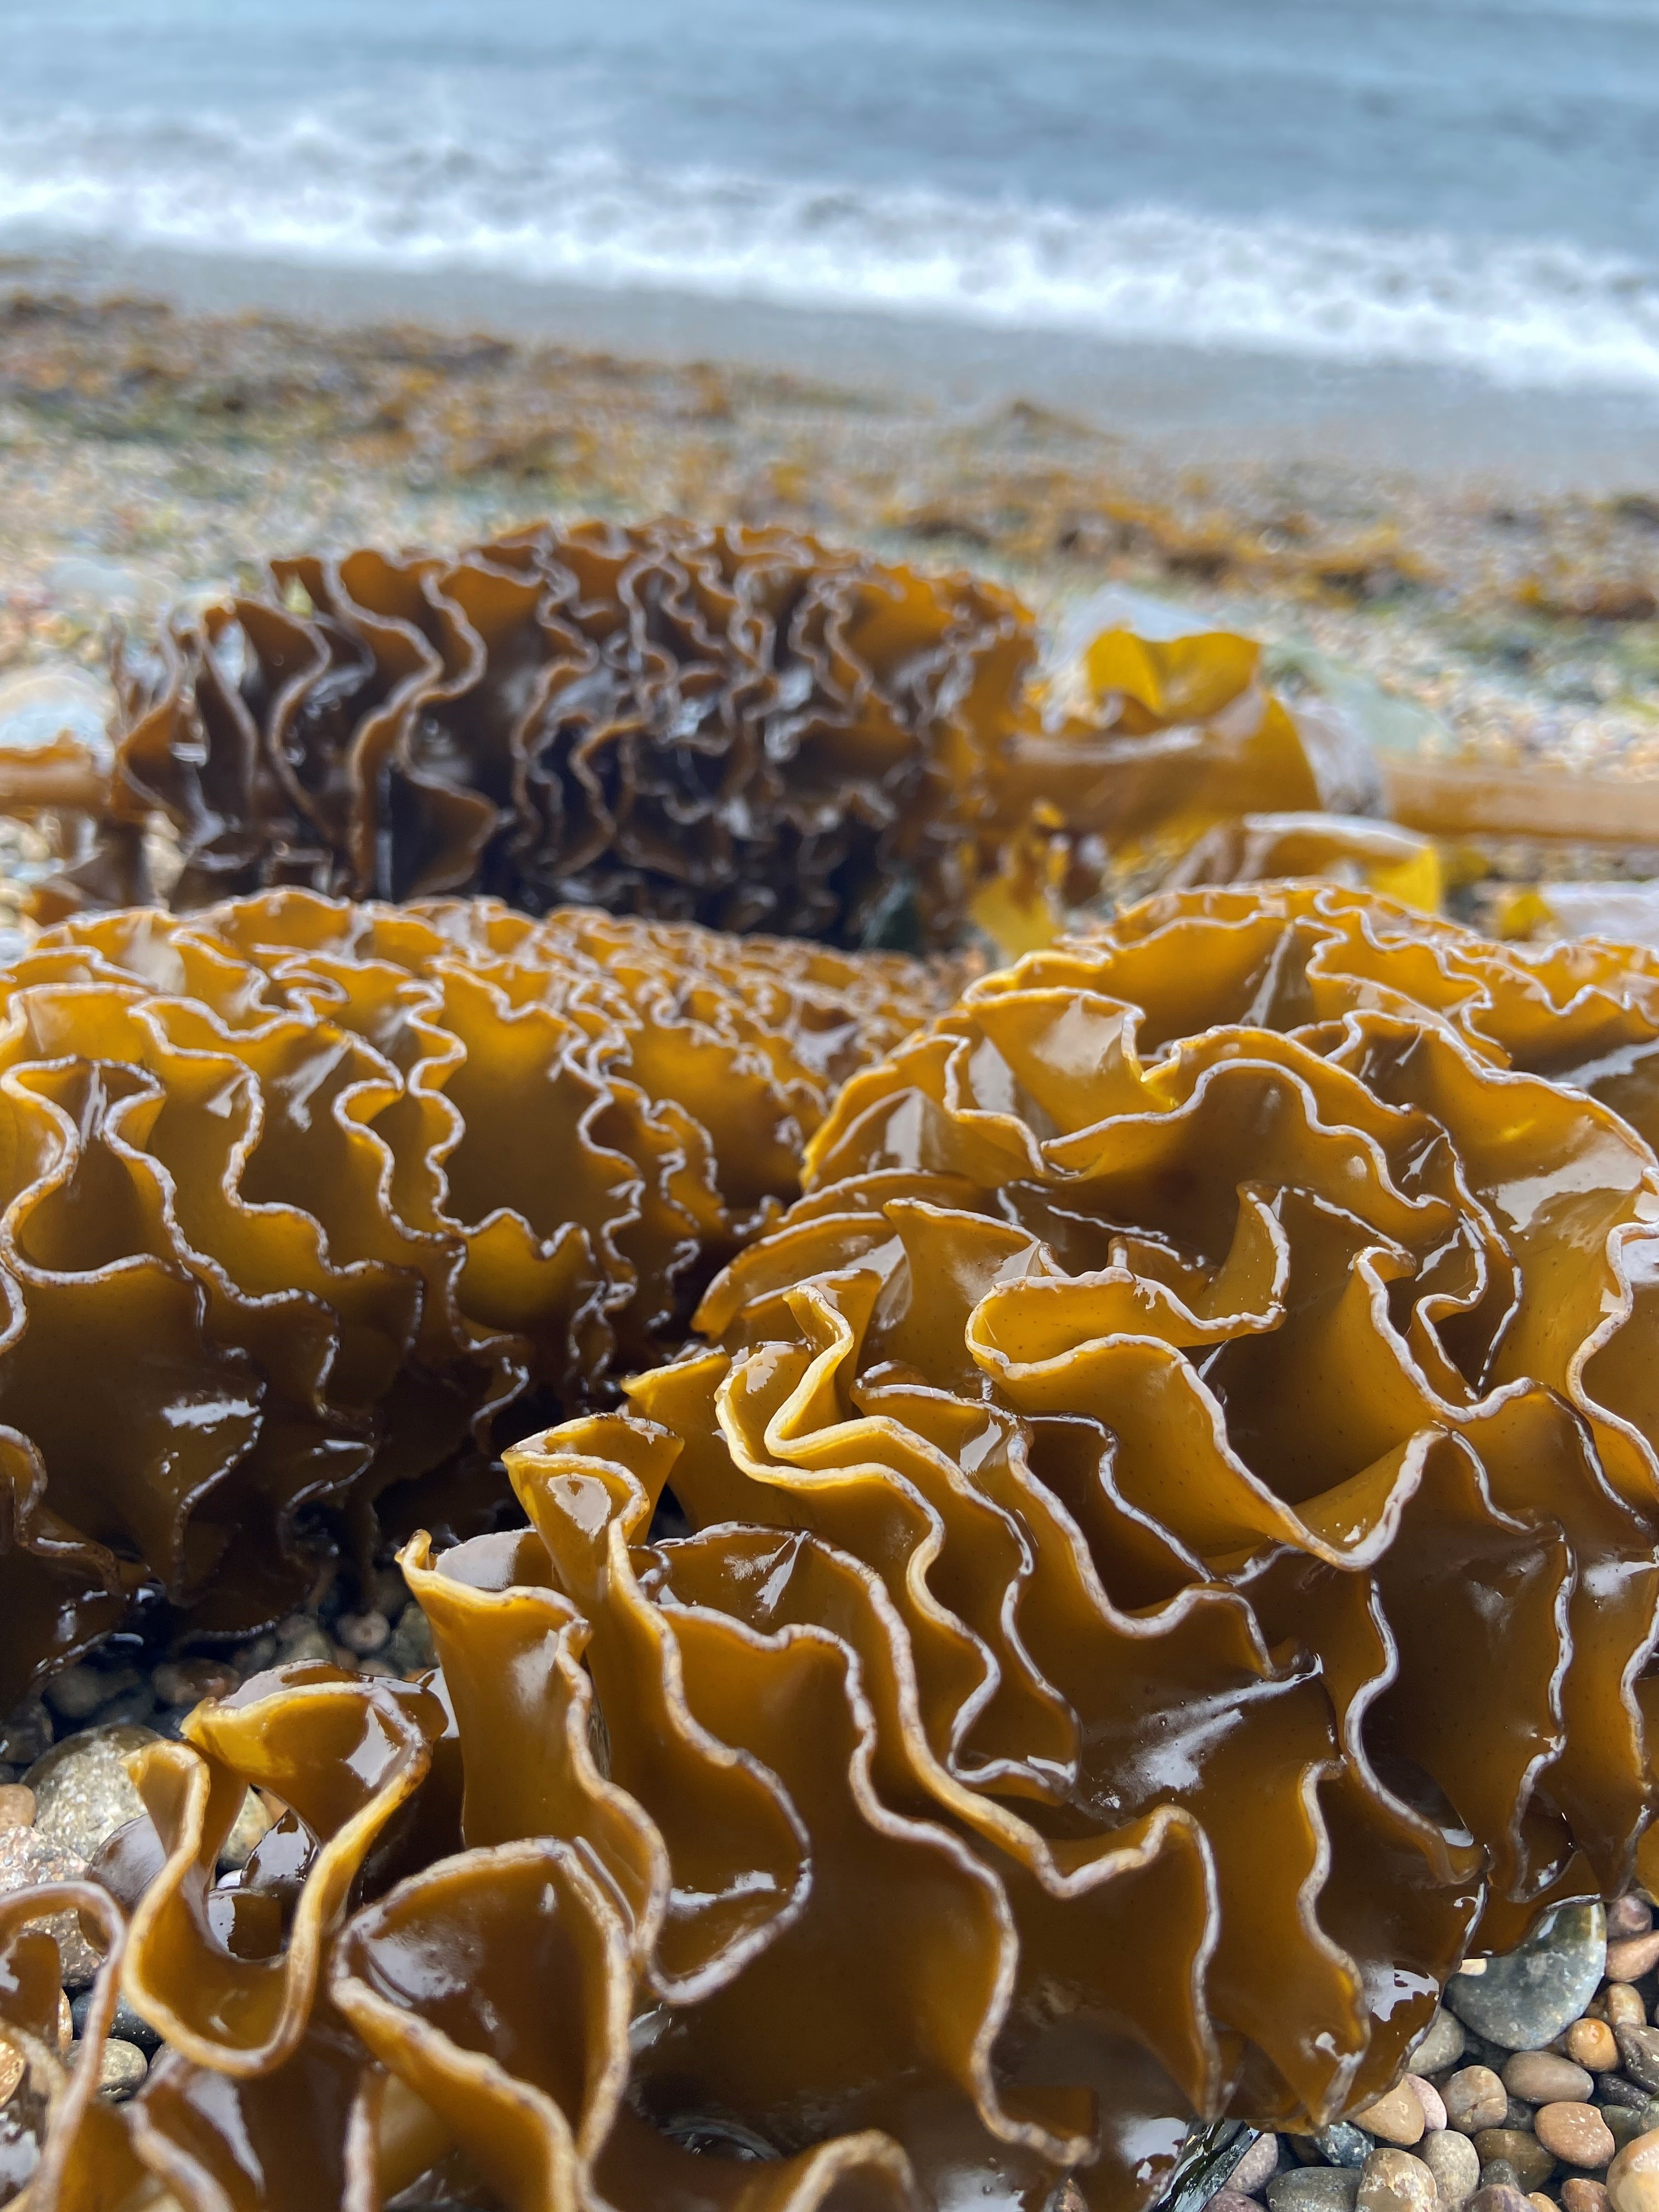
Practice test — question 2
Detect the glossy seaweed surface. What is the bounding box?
[10,883,1659,2212]
[40,519,1033,947]
[0,889,956,1701]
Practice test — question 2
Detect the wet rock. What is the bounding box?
[92,2038,146,2103]
[1617,2030,1659,2095]
[1356,2151,1435,2212]
[1351,2084,1425,2147]
[1562,2181,1611,2212]
[25,1724,158,1863]
[150,1660,236,1710]
[1408,2076,1447,2134]
[1447,2068,1512,2133]
[1473,2131,1556,2192]
[1610,1936,1659,1984]
[0,1827,100,1985]
[1478,2167,1522,2196]
[42,1667,119,1723]
[1446,1905,1608,2050]
[218,1790,273,1874]
[1609,1901,1655,1941]
[385,1601,437,1674]
[1608,1989,1648,2029]
[0,1700,50,1767]
[1607,2128,1659,2212]
[1421,2129,1481,2212]
[1209,2192,1261,2212]
[1604,2108,1659,2153]
[1465,2188,1532,2212]
[1570,2022,1622,2074]
[0,1785,33,1829]
[1536,2103,1616,2170]
[67,1988,159,2057]
[1268,2170,1360,2212]
[1506,2052,1595,2105]
[334,1610,389,1655]
[1600,2079,1654,2113]
[1410,2006,1468,2077]
[1314,2126,1372,2170]
[1230,2137,1282,2195]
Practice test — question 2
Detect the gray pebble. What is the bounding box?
[0,1827,100,1985]
[1620,2032,1659,2095]
[25,1724,159,1864]
[1479,2162,1522,2193]
[1421,2129,1482,2212]
[1600,2105,1659,2151]
[1409,2006,1468,2078]
[1503,2096,1536,2131]
[1507,2051,1595,2105]
[0,1699,51,1766]
[69,1988,159,2056]
[43,1667,123,1723]
[1314,2127,1373,2171]
[1605,2079,1658,2111]
[275,1626,332,1668]
[1269,2170,1361,2212]
[386,1602,437,1673]
[1230,2137,1282,2196]
[1446,1903,1608,2050]
[233,1634,278,1675]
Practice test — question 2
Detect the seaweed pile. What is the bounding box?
[37,520,1033,947]
[9,882,1659,2212]
[0,888,956,1703]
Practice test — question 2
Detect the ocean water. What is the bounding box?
[2,0,1658,391]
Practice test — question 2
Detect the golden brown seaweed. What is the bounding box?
[0,888,957,1699]
[40,520,1034,949]
[14,883,1659,2212]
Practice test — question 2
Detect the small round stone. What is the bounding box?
[92,2038,146,2102]
[1209,2191,1262,2212]
[68,1988,160,2056]
[1314,2125,1372,2171]
[1474,2132,1556,2193]
[1618,2032,1659,2095]
[1537,2103,1617,2171]
[1530,2197,1559,2212]
[1447,1905,1609,2051]
[275,1626,332,1667]
[25,1724,159,1864]
[0,1699,51,1766]
[1269,2171,1360,2212]
[1466,2187,1533,2212]
[1357,2151,1437,2212]
[1606,2127,1659,2212]
[1608,1989,1649,2030]
[42,1667,111,1722]
[1480,2165,1522,2194]
[1230,2136,1282,2196]
[150,1659,237,1709]
[1570,2022,1623,2074]
[334,1610,390,1655]
[1609,1900,1655,1942]
[1352,2084,1426,2147]
[1409,2076,1448,2134]
[1421,2128,1482,2212]
[1564,2181,1612,2212]
[1411,2006,1468,2079]
[1609,1938,1659,1984]
[1448,2067,1513,2134]
[0,1785,33,1829]
[1508,2053,1596,2105]
[233,1634,278,1676]
[0,1827,100,1985]
[1601,2107,1659,2153]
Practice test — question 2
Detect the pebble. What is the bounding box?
[1357,2150,1436,2212]
[0,1700,51,1766]
[1209,2192,1261,2212]
[1409,2076,1447,2134]
[1231,2136,1282,2195]
[92,2038,146,2103]
[1447,2068,1513,2134]
[1563,2182,1611,2212]
[1600,2107,1659,2153]
[218,1789,274,1873]
[1351,2084,1425,2148]
[334,1610,390,1655]
[1607,2127,1659,2212]
[1421,2128,1482,2212]
[1571,2022,1623,2074]
[150,1660,237,1709]
[1506,2052,1596,2104]
[1531,2197,1560,2212]
[1446,1904,1609,2050]
[1598,2079,1654,2113]
[1480,2165,1522,2193]
[1410,2006,1468,2077]
[1618,2033,1659,2095]
[1269,2170,1360,2212]
[68,1988,159,2056]
[1609,1901,1656,1940]
[1474,2131,1556,2192]
[1609,1990,1649,2030]
[1466,2188,1533,2212]
[42,1667,129,1724]
[1314,2127,1372,2171]
[1537,2103,1618,2170]
[233,1634,278,1675]
[1610,1937,1659,1984]
[276,1626,332,1668]
[0,1827,100,1985]
[0,1785,33,1828]
[25,1724,157,1863]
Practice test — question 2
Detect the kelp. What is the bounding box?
[10,883,1659,2212]
[36,520,1033,949]
[0,888,956,1700]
